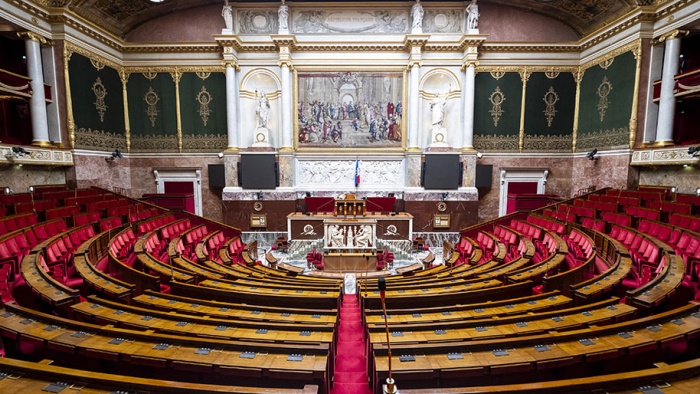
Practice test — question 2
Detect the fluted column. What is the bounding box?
[280,62,293,150]
[18,32,50,147]
[655,30,688,146]
[462,61,476,151]
[408,63,420,151]
[225,62,239,151]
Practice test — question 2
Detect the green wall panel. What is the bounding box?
[577,50,635,151]
[180,72,227,152]
[474,72,521,152]
[127,72,178,152]
[68,53,125,151]
[523,72,575,152]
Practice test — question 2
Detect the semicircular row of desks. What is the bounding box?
[361,211,698,393]
[4,189,700,394]
[6,209,350,394]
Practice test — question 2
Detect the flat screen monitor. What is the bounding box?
[240,154,278,189]
[423,154,460,190]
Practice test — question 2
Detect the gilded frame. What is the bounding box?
[294,67,408,152]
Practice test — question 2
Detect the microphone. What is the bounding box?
[378,277,396,393]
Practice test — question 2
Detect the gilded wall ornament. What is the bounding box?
[196,71,211,80]
[544,70,560,79]
[142,71,158,81]
[542,86,559,127]
[144,87,160,127]
[90,59,105,71]
[599,58,614,70]
[196,86,212,126]
[597,76,613,122]
[92,77,108,122]
[489,86,506,127]
[490,71,505,80]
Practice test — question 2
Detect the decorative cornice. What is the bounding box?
[481,44,581,53]
[121,44,221,53]
[655,29,690,44]
[581,40,641,71]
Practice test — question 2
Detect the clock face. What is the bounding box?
[253,201,264,212]
[437,201,447,212]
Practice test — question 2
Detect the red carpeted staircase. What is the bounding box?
[331,293,372,394]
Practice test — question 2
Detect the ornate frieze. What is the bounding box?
[296,159,404,188]
[0,144,73,166]
[631,147,700,166]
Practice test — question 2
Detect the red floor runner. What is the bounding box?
[330,293,372,394]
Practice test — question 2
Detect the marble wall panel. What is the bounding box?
[638,165,699,195]
[0,165,66,193]
[72,154,132,192]
[223,200,297,232]
[476,156,574,222]
[405,200,479,232]
[570,154,636,195]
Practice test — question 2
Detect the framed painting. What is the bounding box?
[294,69,406,150]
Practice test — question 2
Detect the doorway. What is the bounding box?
[153,168,202,215]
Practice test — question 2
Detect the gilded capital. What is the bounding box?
[17,31,47,45]
[656,29,689,44]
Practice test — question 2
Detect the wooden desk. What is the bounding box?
[133,291,338,325]
[0,302,330,393]
[372,303,700,392]
[20,251,79,314]
[627,253,685,310]
[0,357,319,394]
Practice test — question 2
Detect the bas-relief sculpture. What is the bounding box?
[423,10,464,33]
[237,10,279,34]
[293,10,408,34]
[296,160,404,188]
[326,224,374,249]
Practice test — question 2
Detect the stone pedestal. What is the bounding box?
[252,127,271,147]
[430,127,449,148]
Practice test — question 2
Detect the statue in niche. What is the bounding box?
[278,0,289,32]
[222,0,233,32]
[255,90,270,129]
[430,92,447,130]
[466,0,479,31]
[411,0,423,31]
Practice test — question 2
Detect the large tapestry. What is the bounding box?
[296,70,405,150]
[127,71,178,152]
[68,50,126,151]
[179,71,227,153]
[577,46,638,151]
[473,71,522,152]
[523,71,576,152]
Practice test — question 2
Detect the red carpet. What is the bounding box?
[331,293,372,394]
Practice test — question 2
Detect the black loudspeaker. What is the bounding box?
[475,164,493,188]
[420,162,426,187]
[237,162,242,187]
[208,164,225,188]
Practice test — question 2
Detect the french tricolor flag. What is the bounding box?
[354,160,360,187]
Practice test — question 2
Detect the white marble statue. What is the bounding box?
[430,92,447,129]
[467,0,480,31]
[255,90,270,129]
[411,0,424,32]
[222,0,233,32]
[278,0,289,33]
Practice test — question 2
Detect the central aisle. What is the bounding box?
[330,292,372,394]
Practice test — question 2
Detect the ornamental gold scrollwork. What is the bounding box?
[597,76,613,122]
[142,71,158,81]
[144,87,160,127]
[90,58,105,71]
[196,71,211,80]
[92,77,108,122]
[489,86,506,127]
[543,86,559,127]
[599,58,614,70]
[196,86,213,126]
